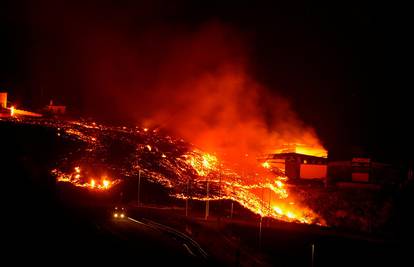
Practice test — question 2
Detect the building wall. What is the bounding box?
[0,92,7,108]
[266,153,327,181]
[300,164,327,179]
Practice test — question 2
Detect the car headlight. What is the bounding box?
[114,213,118,218]
[120,213,125,218]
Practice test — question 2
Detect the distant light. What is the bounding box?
[143,128,148,132]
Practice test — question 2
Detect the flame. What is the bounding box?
[10,106,15,116]
[180,150,323,224]
[261,161,270,169]
[275,143,327,158]
[185,151,218,176]
[51,167,120,190]
[102,179,110,189]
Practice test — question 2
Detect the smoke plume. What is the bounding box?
[30,3,325,162]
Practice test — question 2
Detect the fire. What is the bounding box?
[180,150,322,224]
[275,143,327,158]
[10,106,15,116]
[51,167,120,190]
[261,161,270,169]
[10,118,324,225]
[185,151,218,176]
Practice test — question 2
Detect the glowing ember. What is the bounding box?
[102,179,110,189]
[185,151,218,176]
[51,167,120,190]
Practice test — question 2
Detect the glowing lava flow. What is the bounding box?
[51,167,120,190]
[8,117,324,225]
[179,151,323,225]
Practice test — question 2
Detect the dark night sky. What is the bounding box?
[0,0,411,161]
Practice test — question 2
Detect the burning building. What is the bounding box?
[260,144,328,183]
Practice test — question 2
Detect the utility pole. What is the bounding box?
[268,189,272,215]
[311,243,315,267]
[137,170,141,207]
[218,165,222,221]
[185,178,189,217]
[205,176,209,220]
[230,179,234,219]
[258,216,263,249]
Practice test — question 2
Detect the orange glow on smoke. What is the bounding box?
[274,143,327,158]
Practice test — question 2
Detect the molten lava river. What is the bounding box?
[10,118,326,225]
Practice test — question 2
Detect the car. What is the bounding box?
[113,206,126,219]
